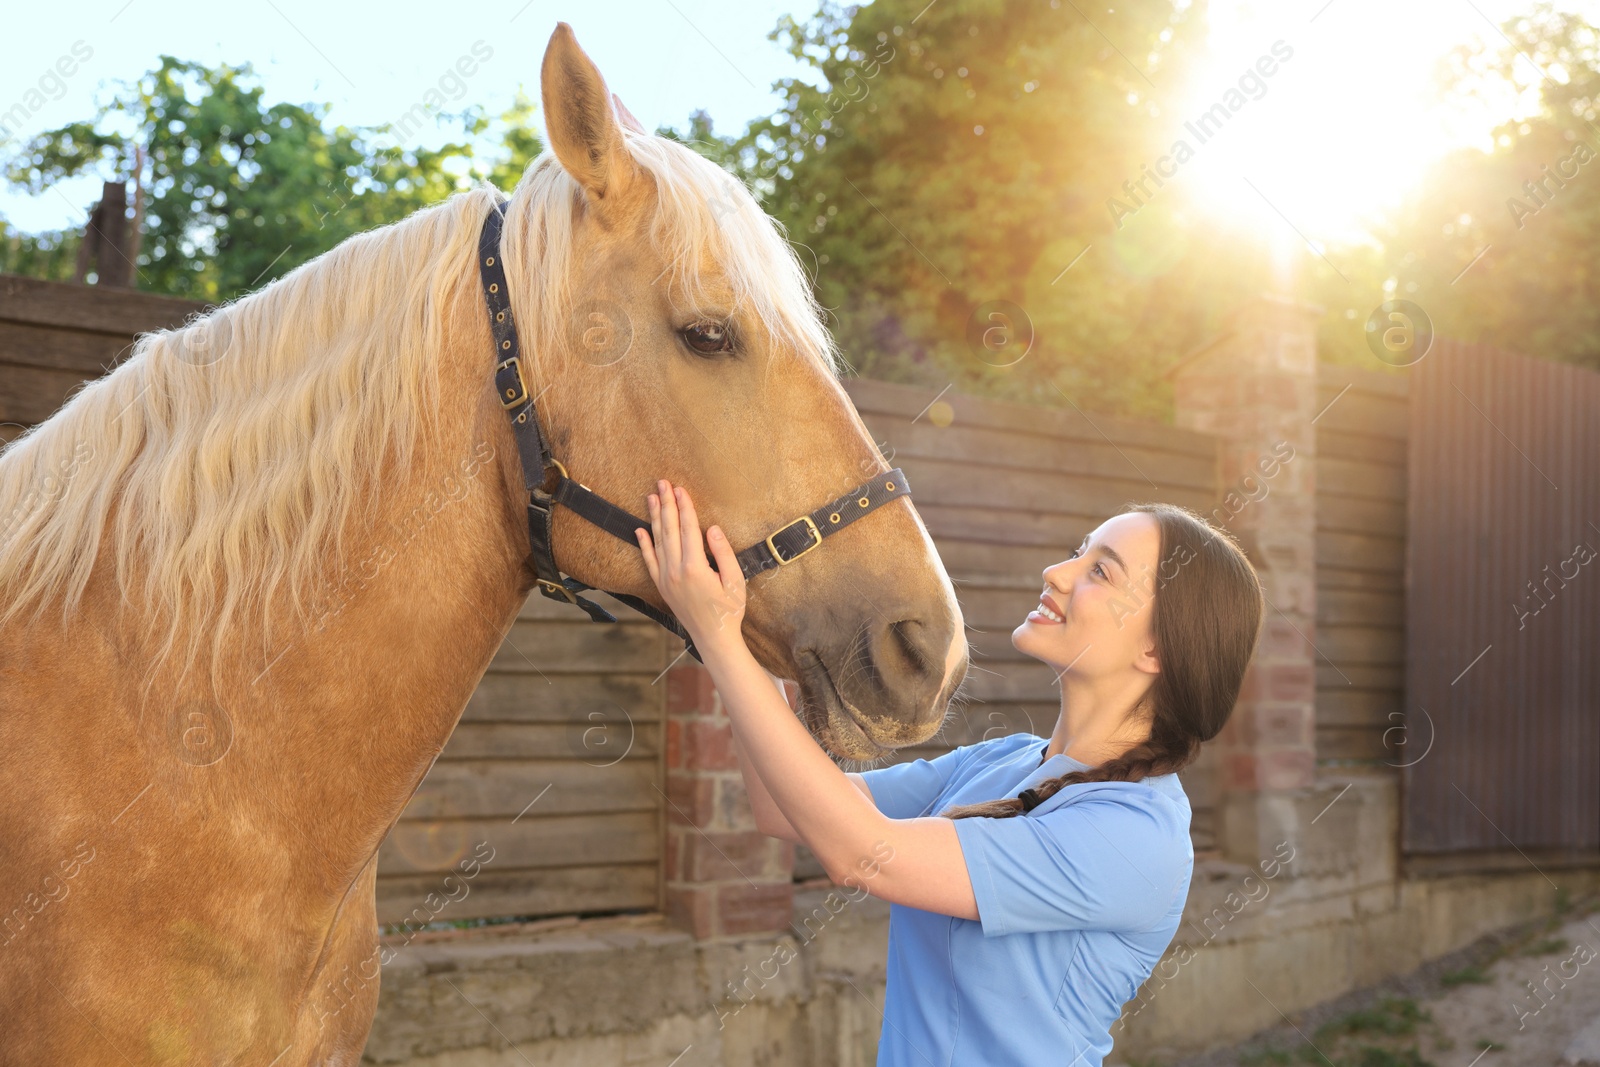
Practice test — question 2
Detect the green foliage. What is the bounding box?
[2,56,542,304]
[1338,3,1600,372]
[0,218,79,282]
[666,0,1285,419]
[656,0,1600,413]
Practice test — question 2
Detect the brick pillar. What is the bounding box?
[1172,293,1321,865]
[663,663,795,939]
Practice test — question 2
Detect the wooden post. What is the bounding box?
[73,180,136,288]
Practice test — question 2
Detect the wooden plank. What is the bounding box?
[1316,495,1406,539]
[1318,663,1399,690]
[489,619,668,674]
[1316,428,1407,467]
[855,411,1217,489]
[1319,624,1403,666]
[1316,687,1402,728]
[1317,363,1409,400]
[0,272,205,335]
[377,811,659,875]
[940,540,1074,582]
[1317,457,1407,502]
[922,505,1127,551]
[952,585,1064,629]
[1316,530,1406,573]
[1309,391,1408,439]
[0,363,96,426]
[1317,565,1407,593]
[1316,726,1390,762]
[1317,588,1404,628]
[0,320,142,376]
[376,864,657,925]
[845,378,1218,456]
[462,672,662,723]
[897,456,1213,517]
[438,722,662,760]
[399,759,661,819]
[920,490,1217,548]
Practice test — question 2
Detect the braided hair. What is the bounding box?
[940,504,1263,820]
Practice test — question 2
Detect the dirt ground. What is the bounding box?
[1156,892,1600,1067]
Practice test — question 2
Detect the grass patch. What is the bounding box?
[1520,937,1568,956]
[1315,999,1428,1041]
[1440,965,1492,987]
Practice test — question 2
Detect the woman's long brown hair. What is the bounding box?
[940,503,1264,820]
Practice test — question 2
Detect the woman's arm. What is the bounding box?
[737,672,876,843]
[636,481,978,920]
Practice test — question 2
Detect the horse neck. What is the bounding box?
[218,294,531,883]
[40,280,532,894]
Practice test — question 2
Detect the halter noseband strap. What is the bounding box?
[476,198,912,662]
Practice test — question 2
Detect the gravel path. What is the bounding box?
[1153,894,1600,1067]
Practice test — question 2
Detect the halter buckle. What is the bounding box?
[536,577,578,604]
[766,515,822,566]
[498,356,529,409]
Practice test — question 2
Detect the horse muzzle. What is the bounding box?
[791,603,968,761]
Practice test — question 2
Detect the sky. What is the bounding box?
[0,0,1582,243]
[0,0,814,232]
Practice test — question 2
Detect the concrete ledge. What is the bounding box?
[364,887,893,1067]
[364,776,1600,1065]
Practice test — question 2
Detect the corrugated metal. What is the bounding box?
[1404,340,1600,853]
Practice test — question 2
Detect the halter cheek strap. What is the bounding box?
[476,197,912,663]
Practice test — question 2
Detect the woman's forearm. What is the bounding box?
[732,674,875,844]
[732,675,802,842]
[698,635,893,882]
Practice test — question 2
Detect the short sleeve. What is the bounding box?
[855,746,976,820]
[952,788,1190,936]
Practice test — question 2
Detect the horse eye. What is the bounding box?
[681,321,735,356]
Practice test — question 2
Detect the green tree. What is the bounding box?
[2,57,543,303]
[1318,3,1600,371]
[672,0,1298,419]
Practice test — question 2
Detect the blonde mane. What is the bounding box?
[0,134,835,695]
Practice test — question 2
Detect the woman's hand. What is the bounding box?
[635,479,748,653]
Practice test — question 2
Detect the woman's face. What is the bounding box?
[1012,511,1162,682]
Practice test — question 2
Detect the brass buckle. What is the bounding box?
[498,356,529,408]
[536,577,578,604]
[766,515,822,566]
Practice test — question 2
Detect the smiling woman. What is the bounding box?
[640,492,1264,1067]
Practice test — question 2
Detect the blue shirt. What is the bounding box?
[855,732,1193,1067]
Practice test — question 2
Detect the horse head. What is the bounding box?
[499,24,969,759]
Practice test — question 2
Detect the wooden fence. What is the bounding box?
[39,274,1593,920]
[1313,364,1408,765]
[0,273,203,444]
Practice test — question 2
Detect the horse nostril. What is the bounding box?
[887,618,936,676]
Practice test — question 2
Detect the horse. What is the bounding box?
[0,24,968,1065]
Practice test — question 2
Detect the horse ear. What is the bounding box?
[541,23,634,200]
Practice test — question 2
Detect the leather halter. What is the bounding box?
[476,198,913,663]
